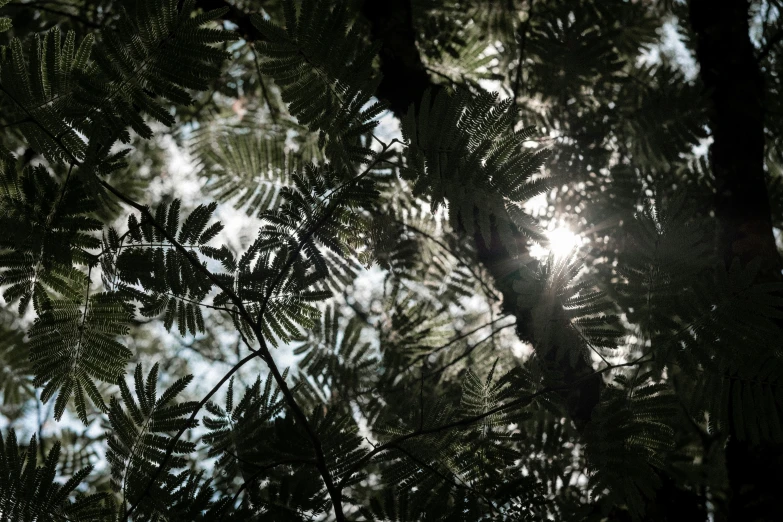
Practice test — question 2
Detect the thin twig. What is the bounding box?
[250,45,279,124]
[0,117,31,130]
[403,315,513,372]
[354,320,515,398]
[420,323,517,381]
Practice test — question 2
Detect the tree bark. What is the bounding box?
[690,0,781,276]
[362,0,435,117]
[690,1,783,519]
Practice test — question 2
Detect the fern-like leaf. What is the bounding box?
[0,430,111,521]
[113,199,224,336]
[0,164,100,313]
[515,254,624,366]
[251,0,386,165]
[584,376,677,520]
[194,131,298,217]
[401,87,549,251]
[28,291,133,422]
[107,363,198,518]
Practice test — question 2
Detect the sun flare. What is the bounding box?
[547,227,580,257]
[529,226,583,260]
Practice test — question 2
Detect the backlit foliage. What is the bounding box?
[0,0,782,520]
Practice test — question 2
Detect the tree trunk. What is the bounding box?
[690,1,783,519]
[690,0,780,276]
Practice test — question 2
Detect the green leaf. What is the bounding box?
[108,363,198,517]
[28,292,133,422]
[0,430,111,520]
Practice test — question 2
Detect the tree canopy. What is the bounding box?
[1,0,782,520]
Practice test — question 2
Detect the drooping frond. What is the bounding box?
[0,0,235,165]
[456,364,532,483]
[377,287,453,368]
[619,62,707,168]
[251,0,386,165]
[57,429,103,482]
[110,199,224,336]
[509,411,580,520]
[420,0,525,49]
[193,131,299,217]
[0,27,95,164]
[418,12,501,88]
[294,305,377,399]
[0,430,111,521]
[259,162,379,261]
[690,354,783,445]
[107,363,198,519]
[215,241,327,347]
[584,375,677,520]
[1,1,778,520]
[367,186,486,302]
[204,372,368,518]
[362,364,539,520]
[203,374,291,491]
[617,193,712,345]
[310,408,366,496]
[214,165,376,345]
[527,1,624,100]
[401,87,549,251]
[0,317,33,408]
[618,196,783,444]
[0,164,100,312]
[678,259,783,443]
[28,291,133,422]
[161,469,240,521]
[357,487,421,522]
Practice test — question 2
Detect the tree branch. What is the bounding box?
[116,139,394,520]
[512,2,534,112]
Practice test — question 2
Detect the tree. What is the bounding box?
[1,0,782,520]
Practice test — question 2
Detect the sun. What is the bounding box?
[547,227,580,257]
[529,226,583,260]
